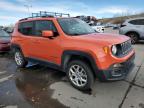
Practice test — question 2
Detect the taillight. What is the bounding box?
[120,24,126,28]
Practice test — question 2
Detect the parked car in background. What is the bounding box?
[0,26,4,30]
[91,25,105,33]
[0,30,11,52]
[88,23,105,33]
[4,27,14,34]
[119,17,144,44]
[75,15,105,32]
[113,24,120,30]
[105,23,114,28]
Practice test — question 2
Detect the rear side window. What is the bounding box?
[18,21,34,35]
[129,19,144,25]
[35,20,57,36]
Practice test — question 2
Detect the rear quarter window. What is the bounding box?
[129,19,144,25]
[18,21,34,35]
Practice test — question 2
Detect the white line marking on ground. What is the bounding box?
[0,75,13,83]
[4,105,18,108]
[0,71,6,75]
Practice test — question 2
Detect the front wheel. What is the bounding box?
[14,49,28,68]
[66,60,94,91]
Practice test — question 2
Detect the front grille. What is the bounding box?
[121,40,132,55]
[116,40,132,57]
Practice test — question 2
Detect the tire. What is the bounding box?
[14,49,28,68]
[126,32,139,44]
[66,60,94,91]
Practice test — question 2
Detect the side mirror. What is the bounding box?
[42,30,54,38]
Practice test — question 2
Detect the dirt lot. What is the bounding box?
[0,28,144,108]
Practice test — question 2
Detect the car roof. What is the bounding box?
[18,17,56,23]
[18,17,75,23]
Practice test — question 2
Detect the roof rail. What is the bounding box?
[19,18,29,21]
[32,11,70,18]
[19,11,70,21]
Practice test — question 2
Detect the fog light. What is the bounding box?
[111,63,123,77]
[111,70,122,77]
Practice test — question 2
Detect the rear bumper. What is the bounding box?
[97,53,135,81]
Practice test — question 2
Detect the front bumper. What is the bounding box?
[97,53,135,81]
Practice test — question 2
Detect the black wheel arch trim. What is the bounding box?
[11,43,22,52]
[61,50,99,76]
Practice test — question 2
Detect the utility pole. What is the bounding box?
[24,4,32,16]
[23,0,32,17]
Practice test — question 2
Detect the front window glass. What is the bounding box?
[35,20,57,36]
[58,18,95,35]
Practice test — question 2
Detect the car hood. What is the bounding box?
[0,37,10,44]
[74,33,130,45]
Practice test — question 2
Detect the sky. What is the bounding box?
[0,0,144,26]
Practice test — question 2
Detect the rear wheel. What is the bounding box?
[14,49,28,68]
[66,60,94,91]
[126,32,139,44]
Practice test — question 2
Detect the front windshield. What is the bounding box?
[0,30,9,37]
[58,18,96,35]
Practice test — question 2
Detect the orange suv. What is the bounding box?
[11,12,135,90]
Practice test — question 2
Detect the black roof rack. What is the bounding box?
[19,11,70,21]
[32,11,70,18]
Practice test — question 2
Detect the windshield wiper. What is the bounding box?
[70,32,96,36]
[69,33,81,36]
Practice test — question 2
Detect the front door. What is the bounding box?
[29,20,62,64]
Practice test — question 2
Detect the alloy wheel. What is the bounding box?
[68,65,88,87]
[15,52,23,66]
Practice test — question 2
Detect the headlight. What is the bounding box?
[111,45,117,55]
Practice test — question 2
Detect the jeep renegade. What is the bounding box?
[11,12,135,91]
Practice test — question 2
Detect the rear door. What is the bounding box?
[136,19,144,37]
[141,19,144,37]
[129,19,144,37]
[17,21,35,57]
[129,19,144,29]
